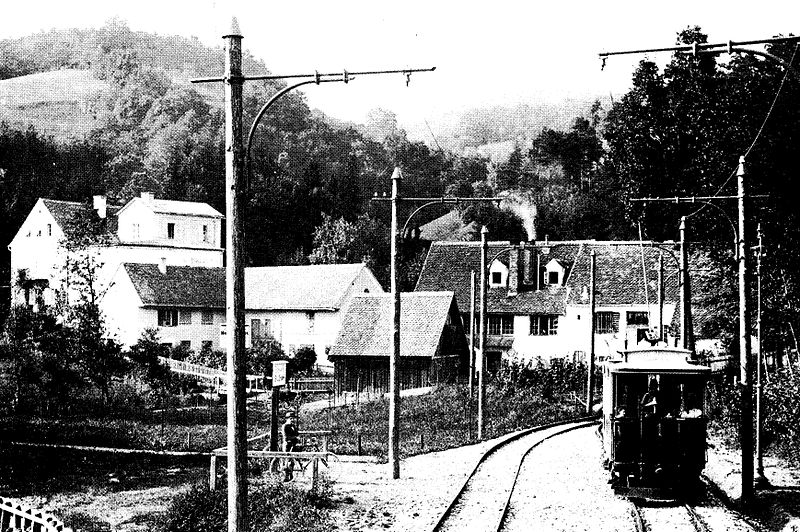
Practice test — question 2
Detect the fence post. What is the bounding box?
[209,454,218,491]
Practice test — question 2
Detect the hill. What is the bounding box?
[0,70,107,142]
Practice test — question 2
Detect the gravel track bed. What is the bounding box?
[500,426,632,531]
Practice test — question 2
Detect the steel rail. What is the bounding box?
[496,420,599,531]
[430,416,596,532]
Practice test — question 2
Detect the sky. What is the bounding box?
[2,0,799,131]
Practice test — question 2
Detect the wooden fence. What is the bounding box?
[0,497,72,532]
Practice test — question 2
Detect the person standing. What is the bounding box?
[282,412,299,481]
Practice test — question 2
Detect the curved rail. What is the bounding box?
[629,499,711,532]
[431,417,596,532]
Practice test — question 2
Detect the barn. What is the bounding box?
[328,291,468,397]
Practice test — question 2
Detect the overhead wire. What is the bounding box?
[685,42,798,220]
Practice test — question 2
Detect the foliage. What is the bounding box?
[292,346,317,375]
[128,328,172,393]
[187,344,226,370]
[248,338,287,376]
[159,479,334,532]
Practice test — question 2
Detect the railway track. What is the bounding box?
[630,500,711,532]
[431,418,597,532]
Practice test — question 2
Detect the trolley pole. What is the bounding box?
[586,250,596,414]
[755,223,769,487]
[658,252,664,342]
[389,168,402,479]
[223,19,247,532]
[680,217,695,353]
[477,226,489,439]
[737,156,755,505]
[469,270,477,401]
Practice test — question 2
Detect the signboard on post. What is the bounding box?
[272,360,288,388]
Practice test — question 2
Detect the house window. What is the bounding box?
[167,223,175,239]
[133,223,140,239]
[530,315,558,336]
[180,340,191,350]
[251,319,262,340]
[491,272,502,285]
[201,310,214,325]
[488,315,514,335]
[548,271,559,285]
[47,224,52,236]
[264,318,273,339]
[307,312,315,333]
[201,340,213,351]
[627,311,649,326]
[202,224,209,242]
[158,309,178,327]
[179,310,192,325]
[594,311,620,334]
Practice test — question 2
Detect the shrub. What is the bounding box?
[159,479,333,532]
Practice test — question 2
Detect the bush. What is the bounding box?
[159,479,333,532]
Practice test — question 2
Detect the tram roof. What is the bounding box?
[606,347,711,375]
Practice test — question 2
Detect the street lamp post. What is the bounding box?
[477,226,488,440]
[389,168,402,480]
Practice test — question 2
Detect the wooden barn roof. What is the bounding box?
[329,292,458,359]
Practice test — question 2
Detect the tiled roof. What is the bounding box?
[145,198,222,218]
[125,263,225,308]
[245,263,373,310]
[415,241,680,315]
[565,243,680,306]
[418,210,481,241]
[42,199,121,239]
[328,292,458,359]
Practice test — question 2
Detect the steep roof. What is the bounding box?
[124,263,225,308]
[328,292,458,359]
[415,240,680,315]
[126,197,223,218]
[244,263,374,311]
[42,199,121,239]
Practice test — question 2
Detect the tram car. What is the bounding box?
[600,346,711,500]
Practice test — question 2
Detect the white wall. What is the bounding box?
[117,201,222,248]
[245,309,339,366]
[508,303,677,363]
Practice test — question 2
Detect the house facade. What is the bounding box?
[8,193,223,311]
[328,291,468,396]
[415,240,681,367]
[103,262,383,367]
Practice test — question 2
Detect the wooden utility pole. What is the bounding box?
[755,222,768,487]
[389,167,402,479]
[680,217,695,353]
[469,270,476,401]
[737,156,754,505]
[223,18,247,532]
[658,251,664,341]
[477,226,488,439]
[586,250,596,414]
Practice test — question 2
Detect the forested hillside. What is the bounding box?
[2,22,799,361]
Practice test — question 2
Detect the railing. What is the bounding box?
[289,376,334,393]
[209,430,334,491]
[158,357,267,392]
[0,497,73,532]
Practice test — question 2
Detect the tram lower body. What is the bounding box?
[605,417,707,500]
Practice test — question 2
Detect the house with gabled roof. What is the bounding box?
[102,262,383,367]
[328,291,468,396]
[415,240,681,367]
[8,192,223,311]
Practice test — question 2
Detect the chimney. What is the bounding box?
[141,191,154,203]
[158,257,167,274]
[93,195,107,219]
[508,243,524,296]
[522,246,534,286]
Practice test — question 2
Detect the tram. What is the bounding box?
[600,346,711,500]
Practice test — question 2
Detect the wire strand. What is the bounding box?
[686,43,798,219]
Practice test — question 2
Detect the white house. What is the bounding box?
[8,193,223,311]
[415,240,682,368]
[102,262,384,367]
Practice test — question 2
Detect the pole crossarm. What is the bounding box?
[630,195,768,202]
[599,35,800,59]
[191,66,436,84]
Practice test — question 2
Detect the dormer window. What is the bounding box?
[47,224,52,236]
[548,271,559,285]
[167,223,175,239]
[492,272,502,285]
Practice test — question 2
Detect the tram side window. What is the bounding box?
[614,375,646,418]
